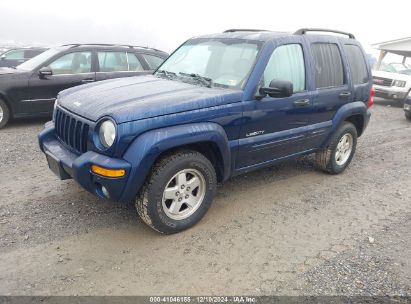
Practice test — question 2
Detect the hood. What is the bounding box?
[58,75,243,123]
[0,67,25,75]
[372,70,411,81]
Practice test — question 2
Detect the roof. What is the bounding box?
[196,31,292,42]
[194,28,356,43]
[62,43,167,54]
[372,37,411,57]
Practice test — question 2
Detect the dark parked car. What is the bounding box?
[404,93,411,120]
[39,29,373,234]
[0,44,168,128]
[0,47,47,68]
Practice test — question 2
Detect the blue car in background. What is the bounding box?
[39,28,373,234]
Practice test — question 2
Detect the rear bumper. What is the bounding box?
[38,121,131,202]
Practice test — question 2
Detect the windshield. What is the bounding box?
[156,38,261,89]
[17,48,63,71]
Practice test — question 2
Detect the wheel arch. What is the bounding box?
[119,122,231,203]
[0,91,12,117]
[332,101,367,138]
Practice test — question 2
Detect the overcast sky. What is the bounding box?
[0,0,409,56]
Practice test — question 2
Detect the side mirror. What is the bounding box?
[259,79,293,98]
[0,55,6,60]
[38,67,52,78]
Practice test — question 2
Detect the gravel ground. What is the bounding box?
[0,99,410,296]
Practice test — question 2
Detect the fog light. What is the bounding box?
[404,104,411,111]
[101,186,110,198]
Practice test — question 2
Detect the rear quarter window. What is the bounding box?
[344,44,369,85]
[311,43,344,89]
[142,54,165,69]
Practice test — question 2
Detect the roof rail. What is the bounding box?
[294,28,355,39]
[223,29,269,33]
[61,43,165,53]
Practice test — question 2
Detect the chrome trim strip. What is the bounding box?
[21,98,56,103]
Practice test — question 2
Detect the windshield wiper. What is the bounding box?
[179,72,213,88]
[156,69,177,79]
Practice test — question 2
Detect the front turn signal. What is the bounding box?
[91,165,125,178]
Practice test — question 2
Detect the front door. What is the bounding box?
[27,51,95,115]
[237,40,315,169]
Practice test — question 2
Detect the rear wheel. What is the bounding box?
[136,150,217,234]
[316,122,357,174]
[0,99,10,129]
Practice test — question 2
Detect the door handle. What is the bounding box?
[339,92,351,98]
[293,99,310,107]
[81,78,94,83]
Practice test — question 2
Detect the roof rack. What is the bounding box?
[223,29,269,33]
[61,43,165,53]
[294,28,355,39]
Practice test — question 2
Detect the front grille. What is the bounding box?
[373,76,393,87]
[54,108,89,154]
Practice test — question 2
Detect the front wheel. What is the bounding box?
[0,99,10,129]
[136,150,217,234]
[316,122,358,174]
[406,112,411,121]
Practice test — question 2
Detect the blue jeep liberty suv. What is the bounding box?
[39,28,374,234]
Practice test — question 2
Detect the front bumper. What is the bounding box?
[38,121,131,202]
[373,85,408,100]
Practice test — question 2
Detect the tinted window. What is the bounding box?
[5,50,25,60]
[127,53,144,71]
[98,52,128,72]
[48,52,92,75]
[263,44,305,93]
[142,54,164,69]
[311,43,344,89]
[345,45,368,84]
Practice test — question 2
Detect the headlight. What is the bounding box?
[393,80,406,87]
[99,120,116,148]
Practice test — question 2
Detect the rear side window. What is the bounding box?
[344,45,369,84]
[98,52,128,72]
[311,43,344,89]
[127,53,144,71]
[142,54,165,69]
[262,44,306,93]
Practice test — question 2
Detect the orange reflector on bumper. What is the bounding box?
[91,165,125,178]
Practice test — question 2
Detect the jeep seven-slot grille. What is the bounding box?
[373,76,393,87]
[55,108,89,154]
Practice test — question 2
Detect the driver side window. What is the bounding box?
[47,52,92,75]
[263,44,305,93]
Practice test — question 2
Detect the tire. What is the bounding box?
[315,122,358,174]
[0,99,10,129]
[136,150,217,234]
[406,112,411,121]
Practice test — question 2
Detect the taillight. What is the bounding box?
[368,87,375,108]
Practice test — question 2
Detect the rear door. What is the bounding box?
[95,50,149,81]
[306,38,353,147]
[27,50,96,114]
